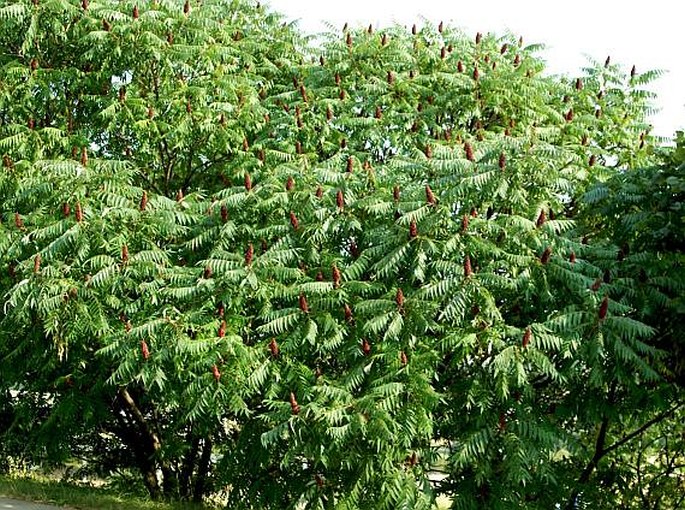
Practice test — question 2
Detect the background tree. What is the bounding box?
[0,0,681,508]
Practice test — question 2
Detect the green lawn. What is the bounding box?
[0,473,453,509]
[0,475,208,510]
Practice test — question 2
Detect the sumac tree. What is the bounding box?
[0,0,681,508]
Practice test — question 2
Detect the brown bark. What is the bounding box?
[113,387,163,500]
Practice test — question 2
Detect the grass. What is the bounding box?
[0,473,452,509]
[0,475,208,510]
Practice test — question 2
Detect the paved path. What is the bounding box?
[0,497,66,509]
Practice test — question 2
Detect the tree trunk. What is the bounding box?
[192,437,212,503]
[112,387,164,500]
[180,435,200,500]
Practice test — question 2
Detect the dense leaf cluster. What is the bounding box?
[0,0,682,508]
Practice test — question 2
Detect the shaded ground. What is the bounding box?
[0,498,67,509]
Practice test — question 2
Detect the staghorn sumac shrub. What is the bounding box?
[0,1,679,508]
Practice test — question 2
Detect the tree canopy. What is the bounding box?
[1,0,683,508]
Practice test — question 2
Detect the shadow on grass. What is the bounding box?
[0,476,209,510]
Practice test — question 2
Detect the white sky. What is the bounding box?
[266,0,684,140]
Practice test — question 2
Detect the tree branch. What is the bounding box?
[602,401,683,457]
[117,387,161,452]
[564,416,610,510]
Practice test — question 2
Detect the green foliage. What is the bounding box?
[0,1,681,508]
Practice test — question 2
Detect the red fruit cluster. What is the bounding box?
[80,147,88,166]
[245,243,254,265]
[461,214,469,233]
[536,210,546,228]
[498,152,506,171]
[299,294,309,314]
[63,202,71,217]
[425,185,436,205]
[203,265,212,279]
[140,190,148,211]
[316,185,323,198]
[141,340,150,360]
[336,190,344,209]
[212,365,221,382]
[522,327,531,348]
[569,251,576,264]
[344,303,353,321]
[498,413,506,432]
[464,142,475,162]
[540,246,552,265]
[361,339,371,356]
[216,205,227,225]
[464,255,473,277]
[599,296,609,320]
[290,392,300,415]
[347,156,354,173]
[409,219,418,239]
[269,338,279,358]
[33,253,41,274]
[290,211,299,230]
[393,185,400,202]
[121,244,129,264]
[218,320,226,338]
[14,212,24,230]
[332,264,341,288]
[244,173,252,191]
[286,176,294,191]
[400,351,408,366]
[395,288,405,310]
[565,109,574,122]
